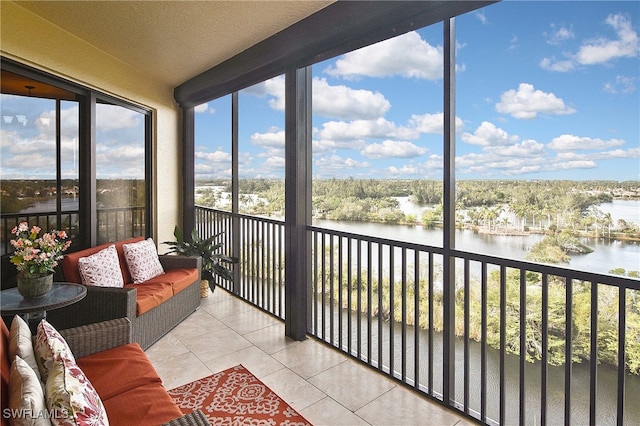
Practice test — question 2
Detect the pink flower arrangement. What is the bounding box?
[9,222,72,277]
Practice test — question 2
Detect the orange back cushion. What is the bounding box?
[62,237,144,285]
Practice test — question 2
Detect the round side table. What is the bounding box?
[1,282,87,332]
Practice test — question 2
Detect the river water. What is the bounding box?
[314,199,640,276]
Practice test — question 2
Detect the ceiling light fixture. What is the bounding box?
[2,85,48,127]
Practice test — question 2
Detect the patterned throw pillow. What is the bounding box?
[9,315,42,380]
[45,356,109,426]
[9,356,51,426]
[77,245,124,288]
[123,238,164,284]
[34,320,75,382]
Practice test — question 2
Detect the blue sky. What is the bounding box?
[194,1,639,181]
[1,2,637,182]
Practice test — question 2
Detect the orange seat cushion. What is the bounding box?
[124,282,173,315]
[101,382,184,426]
[77,343,183,425]
[76,343,161,401]
[144,268,199,295]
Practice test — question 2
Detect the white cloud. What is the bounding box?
[262,156,286,169]
[317,118,416,142]
[388,164,420,176]
[96,104,140,130]
[548,134,625,151]
[576,13,639,65]
[495,83,576,119]
[325,31,443,80]
[195,150,232,163]
[313,137,366,152]
[314,153,370,175]
[244,76,391,121]
[313,78,391,120]
[485,139,545,157]
[194,103,215,114]
[361,140,428,159]
[545,24,575,45]
[461,121,519,147]
[540,57,575,72]
[547,160,598,170]
[556,147,640,161]
[541,13,639,72]
[95,145,145,177]
[476,10,488,25]
[241,76,286,110]
[315,113,464,149]
[194,149,234,178]
[454,139,638,177]
[409,113,464,134]
[603,75,637,94]
[249,129,286,162]
[508,35,519,51]
[250,129,285,148]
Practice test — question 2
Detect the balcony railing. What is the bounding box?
[196,205,640,425]
[1,207,145,256]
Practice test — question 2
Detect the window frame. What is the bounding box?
[1,57,153,260]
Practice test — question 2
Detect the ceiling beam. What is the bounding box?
[174,0,497,108]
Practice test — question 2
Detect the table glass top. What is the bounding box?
[0,282,87,314]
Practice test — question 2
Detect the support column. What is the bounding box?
[284,66,312,340]
[232,92,240,295]
[79,93,96,248]
[442,17,457,406]
[182,107,195,237]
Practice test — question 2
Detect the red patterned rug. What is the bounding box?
[168,364,312,425]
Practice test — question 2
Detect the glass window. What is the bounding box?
[95,101,147,243]
[311,25,444,247]
[238,76,286,217]
[194,95,232,211]
[1,72,80,254]
[1,63,152,288]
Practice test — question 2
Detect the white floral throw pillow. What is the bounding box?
[122,238,164,284]
[78,245,124,288]
[34,320,75,382]
[45,356,109,426]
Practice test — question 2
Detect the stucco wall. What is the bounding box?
[0,1,181,248]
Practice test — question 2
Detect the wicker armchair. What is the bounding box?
[60,318,210,426]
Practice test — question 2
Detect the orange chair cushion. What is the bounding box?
[124,282,173,315]
[77,343,183,425]
[101,382,184,426]
[76,343,161,401]
[144,268,200,295]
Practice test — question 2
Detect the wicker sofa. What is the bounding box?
[47,237,202,350]
[1,317,209,426]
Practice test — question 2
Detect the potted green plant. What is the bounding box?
[163,226,238,295]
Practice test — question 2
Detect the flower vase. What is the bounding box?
[17,273,54,299]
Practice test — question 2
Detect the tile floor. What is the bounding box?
[145,289,475,426]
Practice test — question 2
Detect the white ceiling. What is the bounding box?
[16,1,333,87]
